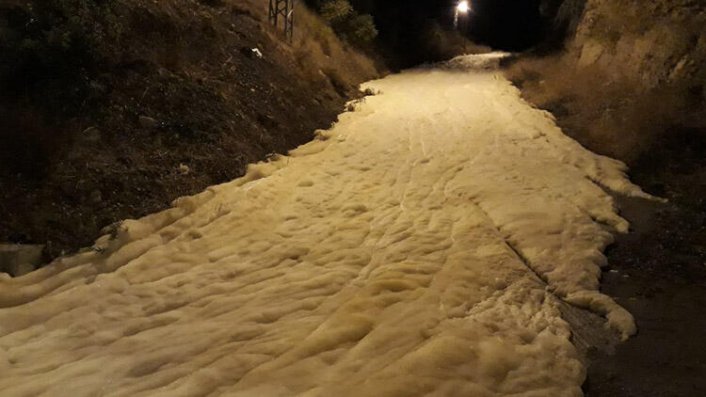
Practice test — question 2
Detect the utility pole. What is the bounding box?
[269,0,295,42]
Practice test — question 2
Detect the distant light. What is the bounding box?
[456,1,470,13]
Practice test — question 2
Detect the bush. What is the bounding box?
[503,55,701,164]
[1,0,122,102]
[320,0,352,24]
[418,21,490,62]
[0,0,123,175]
[316,0,377,46]
[340,13,377,45]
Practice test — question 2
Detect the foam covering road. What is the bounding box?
[0,54,652,396]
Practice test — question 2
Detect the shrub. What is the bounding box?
[340,13,377,45]
[1,0,123,102]
[315,0,377,47]
[418,21,490,62]
[0,0,123,175]
[503,55,701,164]
[320,0,352,24]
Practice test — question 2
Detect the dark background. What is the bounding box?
[350,0,545,67]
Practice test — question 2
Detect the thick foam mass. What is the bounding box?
[0,54,649,397]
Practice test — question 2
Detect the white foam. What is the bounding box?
[0,53,648,396]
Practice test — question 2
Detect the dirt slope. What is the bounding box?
[0,0,379,260]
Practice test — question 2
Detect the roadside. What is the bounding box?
[0,54,648,395]
[0,0,379,264]
[584,128,706,396]
[503,58,706,395]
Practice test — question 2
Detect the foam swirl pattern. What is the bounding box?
[0,54,650,397]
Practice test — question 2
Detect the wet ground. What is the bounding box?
[584,130,706,396]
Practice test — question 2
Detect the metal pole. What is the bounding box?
[269,0,277,27]
[269,0,295,42]
[286,0,295,42]
[284,0,290,41]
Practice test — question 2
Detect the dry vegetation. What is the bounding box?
[0,0,379,259]
[418,22,492,65]
[508,0,706,166]
[504,54,703,165]
[526,3,706,393]
[290,4,381,93]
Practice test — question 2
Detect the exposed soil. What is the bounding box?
[504,53,706,395]
[582,128,706,397]
[2,1,704,389]
[0,0,377,262]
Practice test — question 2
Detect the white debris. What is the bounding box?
[0,53,650,397]
[252,47,263,59]
[138,115,158,129]
[178,163,191,175]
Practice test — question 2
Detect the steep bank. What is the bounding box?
[507,1,706,395]
[0,0,379,261]
[514,0,705,163]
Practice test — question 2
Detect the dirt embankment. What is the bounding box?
[0,0,379,261]
[507,1,706,395]
[513,0,705,163]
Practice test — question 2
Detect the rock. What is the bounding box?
[578,41,605,67]
[0,244,44,277]
[256,114,278,129]
[139,116,159,129]
[89,189,103,203]
[88,80,107,96]
[178,163,191,175]
[82,127,102,143]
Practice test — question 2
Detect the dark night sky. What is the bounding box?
[465,0,543,49]
[350,0,544,66]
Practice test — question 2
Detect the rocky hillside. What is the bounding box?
[571,0,704,93]
[511,2,706,395]
[0,0,379,261]
[515,0,705,162]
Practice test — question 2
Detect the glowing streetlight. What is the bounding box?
[457,1,470,13]
[454,1,471,29]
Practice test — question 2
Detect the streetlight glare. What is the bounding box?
[457,1,470,13]
[454,0,470,29]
